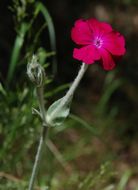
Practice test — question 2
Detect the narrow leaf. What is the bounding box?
[0,83,7,96]
[35,2,57,75]
[7,23,28,82]
[70,114,98,136]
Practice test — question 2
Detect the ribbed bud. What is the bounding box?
[27,55,45,87]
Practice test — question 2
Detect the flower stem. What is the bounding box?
[63,62,88,104]
[36,86,47,125]
[50,62,88,119]
[28,85,48,190]
[28,62,88,189]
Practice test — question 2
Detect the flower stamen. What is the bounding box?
[93,37,103,48]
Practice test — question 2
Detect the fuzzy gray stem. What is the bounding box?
[62,62,88,104]
[28,86,48,190]
[28,127,47,190]
[36,86,47,125]
[50,62,88,119]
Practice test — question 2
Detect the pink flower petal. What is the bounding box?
[87,18,101,36]
[73,45,101,64]
[71,19,92,45]
[99,48,116,70]
[103,32,126,56]
[88,19,113,36]
[101,22,113,33]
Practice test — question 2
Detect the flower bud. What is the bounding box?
[27,55,45,87]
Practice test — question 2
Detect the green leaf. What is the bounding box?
[32,107,41,118]
[45,83,70,98]
[0,83,7,96]
[46,97,72,127]
[97,79,122,115]
[69,114,99,136]
[35,2,57,75]
[7,23,29,83]
[117,170,132,190]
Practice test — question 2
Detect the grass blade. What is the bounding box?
[35,2,57,76]
[7,23,28,83]
[70,114,98,136]
[117,170,132,190]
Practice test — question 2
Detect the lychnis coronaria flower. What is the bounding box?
[71,18,126,70]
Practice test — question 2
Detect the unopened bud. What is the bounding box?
[27,55,45,87]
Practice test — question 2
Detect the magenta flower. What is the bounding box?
[71,18,126,70]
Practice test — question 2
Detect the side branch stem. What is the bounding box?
[50,62,88,119]
[28,85,48,190]
[63,62,88,104]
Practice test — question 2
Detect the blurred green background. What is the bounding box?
[0,0,138,189]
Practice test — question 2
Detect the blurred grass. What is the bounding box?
[7,0,57,84]
[7,23,29,83]
[0,0,138,189]
[35,2,57,76]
